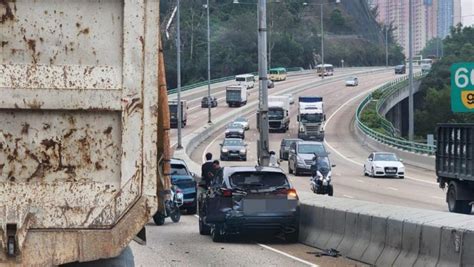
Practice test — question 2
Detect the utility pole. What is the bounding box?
[176,0,183,149]
[206,0,212,123]
[257,0,270,166]
[320,4,325,79]
[385,26,389,67]
[408,0,414,141]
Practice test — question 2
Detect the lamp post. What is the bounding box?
[408,0,414,141]
[176,0,183,149]
[204,0,212,124]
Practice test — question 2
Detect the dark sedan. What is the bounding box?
[279,138,302,160]
[198,166,299,242]
[225,123,245,139]
[170,158,197,214]
[201,96,218,108]
[220,138,247,161]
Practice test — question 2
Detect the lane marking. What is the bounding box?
[193,214,318,266]
[386,187,399,191]
[356,179,365,183]
[323,86,438,186]
[343,195,355,199]
[256,244,319,267]
[202,131,224,163]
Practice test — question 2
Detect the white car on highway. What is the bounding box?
[345,77,359,86]
[233,117,249,130]
[363,152,405,178]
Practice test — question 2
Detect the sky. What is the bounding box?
[461,0,474,26]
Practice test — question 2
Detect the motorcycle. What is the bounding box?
[153,185,184,225]
[309,155,334,196]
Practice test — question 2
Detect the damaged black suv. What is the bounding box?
[198,166,300,242]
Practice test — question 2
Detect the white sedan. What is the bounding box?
[363,152,405,178]
[233,117,249,130]
[345,77,359,86]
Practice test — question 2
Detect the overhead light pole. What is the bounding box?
[176,0,183,149]
[205,0,212,124]
[257,0,270,166]
[408,0,414,141]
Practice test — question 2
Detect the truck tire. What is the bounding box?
[63,246,134,267]
[448,183,472,214]
[199,217,211,235]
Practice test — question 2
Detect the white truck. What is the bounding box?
[297,97,326,141]
[268,96,290,132]
[0,1,170,265]
[226,85,248,107]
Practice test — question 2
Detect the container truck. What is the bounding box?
[0,1,170,265]
[436,124,474,214]
[268,96,290,132]
[226,85,247,107]
[297,97,326,141]
[169,100,188,127]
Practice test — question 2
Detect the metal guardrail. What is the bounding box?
[167,67,305,95]
[355,74,436,155]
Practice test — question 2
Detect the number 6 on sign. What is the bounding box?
[451,63,474,112]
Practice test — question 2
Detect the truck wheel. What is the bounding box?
[199,217,211,235]
[448,184,472,214]
[65,246,135,267]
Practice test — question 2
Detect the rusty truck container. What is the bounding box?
[0,0,167,265]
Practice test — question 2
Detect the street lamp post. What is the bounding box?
[205,0,212,124]
[176,0,183,149]
[257,0,270,166]
[320,3,325,79]
[408,0,414,141]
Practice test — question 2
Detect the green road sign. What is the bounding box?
[451,63,474,112]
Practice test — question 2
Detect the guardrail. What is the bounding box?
[167,67,305,95]
[355,73,436,155]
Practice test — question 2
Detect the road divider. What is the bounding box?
[299,192,474,266]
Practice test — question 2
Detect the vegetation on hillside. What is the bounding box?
[161,0,405,89]
[415,25,474,137]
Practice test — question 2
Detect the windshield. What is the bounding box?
[269,109,284,119]
[169,105,177,113]
[170,164,189,176]
[227,123,243,129]
[229,171,289,189]
[234,117,246,122]
[223,139,244,146]
[300,113,323,123]
[298,144,325,154]
[236,77,246,82]
[374,153,398,161]
[283,139,298,146]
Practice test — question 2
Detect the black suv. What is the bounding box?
[201,96,218,108]
[198,166,299,242]
[395,65,406,74]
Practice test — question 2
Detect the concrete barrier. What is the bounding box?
[299,193,474,267]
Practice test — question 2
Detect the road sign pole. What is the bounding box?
[408,0,414,141]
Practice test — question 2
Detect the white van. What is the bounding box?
[235,74,255,89]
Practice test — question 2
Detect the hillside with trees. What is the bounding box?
[161,0,405,89]
[415,25,474,137]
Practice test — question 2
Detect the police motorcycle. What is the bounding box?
[310,153,335,196]
[153,184,184,225]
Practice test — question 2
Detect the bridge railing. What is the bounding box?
[355,73,436,155]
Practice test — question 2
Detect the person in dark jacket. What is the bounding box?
[208,160,223,187]
[201,153,214,188]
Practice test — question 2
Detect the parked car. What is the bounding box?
[279,138,302,160]
[345,77,359,86]
[267,79,275,88]
[220,138,247,161]
[198,166,299,242]
[225,123,245,139]
[288,141,327,176]
[233,116,249,130]
[201,96,218,108]
[395,65,406,74]
[363,152,405,178]
[170,158,198,214]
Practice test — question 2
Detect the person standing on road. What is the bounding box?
[201,153,214,188]
[209,160,223,187]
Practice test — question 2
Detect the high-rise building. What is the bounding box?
[437,0,462,38]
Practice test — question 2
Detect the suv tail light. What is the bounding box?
[287,188,299,200]
[221,188,233,197]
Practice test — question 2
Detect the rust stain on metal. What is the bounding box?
[20,123,29,135]
[0,0,15,24]
[77,27,90,36]
[1,41,8,47]
[103,126,112,135]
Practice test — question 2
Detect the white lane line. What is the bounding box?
[202,132,223,163]
[343,195,355,199]
[193,215,318,266]
[356,179,365,183]
[386,187,399,191]
[323,86,438,186]
[256,244,319,267]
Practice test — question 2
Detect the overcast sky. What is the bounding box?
[461,0,474,26]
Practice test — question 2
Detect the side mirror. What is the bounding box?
[220,143,223,146]
[324,114,327,121]
[368,158,373,161]
[331,164,336,168]
[297,115,300,122]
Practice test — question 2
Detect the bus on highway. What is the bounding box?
[316,64,334,76]
[269,67,287,81]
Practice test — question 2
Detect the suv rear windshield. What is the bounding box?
[229,171,289,189]
[171,164,190,176]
